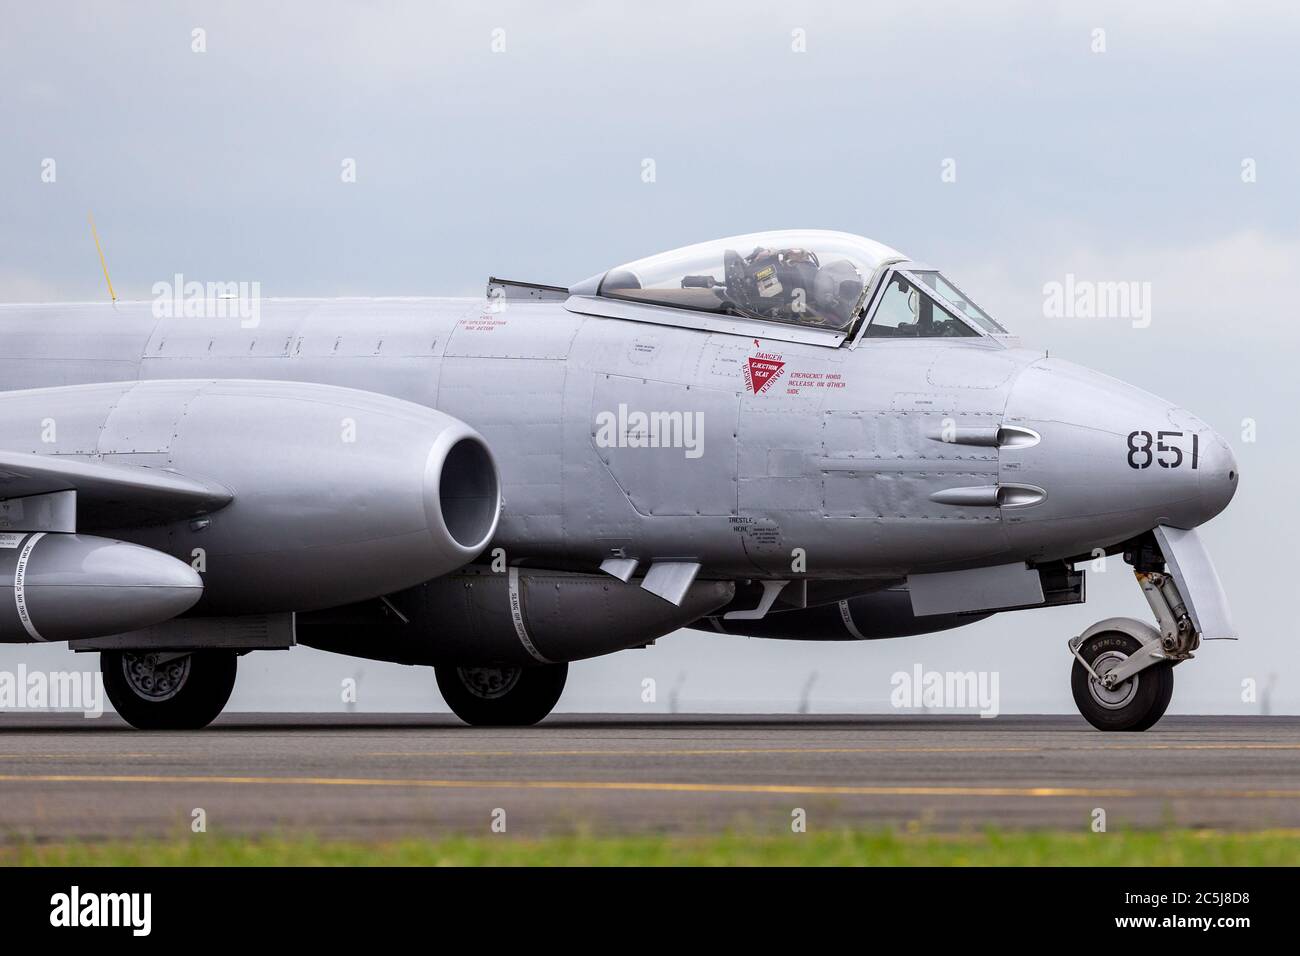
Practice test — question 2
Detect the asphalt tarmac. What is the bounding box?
[1,714,1297,841]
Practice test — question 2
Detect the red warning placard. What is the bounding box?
[744,353,786,394]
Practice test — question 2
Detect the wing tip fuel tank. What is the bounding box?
[0,532,202,643]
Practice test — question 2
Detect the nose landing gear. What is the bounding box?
[1070,629,1176,731]
[1068,541,1202,732]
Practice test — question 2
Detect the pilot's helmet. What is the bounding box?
[778,247,818,267]
[743,246,821,304]
[813,259,865,322]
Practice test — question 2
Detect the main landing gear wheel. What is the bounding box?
[1070,632,1174,732]
[102,650,238,730]
[436,663,567,726]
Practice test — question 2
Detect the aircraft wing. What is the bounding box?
[0,449,233,531]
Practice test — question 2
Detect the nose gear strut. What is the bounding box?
[1067,533,1207,731]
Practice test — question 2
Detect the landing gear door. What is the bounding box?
[1153,525,1236,640]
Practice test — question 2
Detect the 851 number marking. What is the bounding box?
[1127,430,1199,470]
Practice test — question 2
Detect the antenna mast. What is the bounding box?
[87,212,118,305]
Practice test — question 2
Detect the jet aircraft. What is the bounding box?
[0,230,1237,730]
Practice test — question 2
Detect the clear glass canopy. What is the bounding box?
[598,230,903,332]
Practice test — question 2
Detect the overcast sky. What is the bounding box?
[2,1,1297,715]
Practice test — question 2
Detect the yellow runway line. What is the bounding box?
[363,747,1043,757]
[0,753,166,760]
[3,772,1300,801]
[359,742,1300,758]
[6,748,1039,760]
[2,743,1298,761]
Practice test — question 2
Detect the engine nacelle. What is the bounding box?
[0,380,500,614]
[297,567,736,666]
[0,532,202,643]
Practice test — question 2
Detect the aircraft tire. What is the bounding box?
[436,663,567,726]
[1070,631,1173,732]
[102,649,238,730]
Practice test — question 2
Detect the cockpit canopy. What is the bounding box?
[564,230,1008,345]
[596,230,902,332]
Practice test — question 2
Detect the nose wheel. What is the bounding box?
[1067,541,1203,731]
[1070,631,1174,731]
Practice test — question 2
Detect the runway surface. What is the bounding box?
[1,714,1298,841]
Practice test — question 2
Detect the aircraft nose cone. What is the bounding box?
[1194,424,1238,525]
[1145,407,1239,529]
[1000,358,1238,558]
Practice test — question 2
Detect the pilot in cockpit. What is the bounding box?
[600,233,875,332]
[682,245,865,328]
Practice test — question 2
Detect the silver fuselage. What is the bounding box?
[0,298,1237,585]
